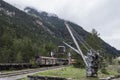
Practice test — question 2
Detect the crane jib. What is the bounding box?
[64,22,100,77]
[64,22,88,67]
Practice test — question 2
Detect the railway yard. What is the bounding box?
[0,24,120,80]
[0,55,119,80]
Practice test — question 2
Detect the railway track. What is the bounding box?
[0,66,64,78]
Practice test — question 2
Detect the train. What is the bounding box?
[0,56,69,71]
[35,56,69,66]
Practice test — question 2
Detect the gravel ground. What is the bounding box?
[0,67,64,80]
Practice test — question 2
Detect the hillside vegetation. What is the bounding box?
[0,0,120,64]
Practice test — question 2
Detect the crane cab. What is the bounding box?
[57,46,66,54]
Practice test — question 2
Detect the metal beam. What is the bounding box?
[63,41,79,53]
[64,22,88,66]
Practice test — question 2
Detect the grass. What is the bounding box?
[35,66,86,80]
[20,65,119,80]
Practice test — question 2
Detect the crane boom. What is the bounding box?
[63,41,79,53]
[64,22,88,66]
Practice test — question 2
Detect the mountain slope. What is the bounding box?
[24,7,120,56]
[0,0,120,63]
[0,0,58,63]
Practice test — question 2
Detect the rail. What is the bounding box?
[0,66,65,78]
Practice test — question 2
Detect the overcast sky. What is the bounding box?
[3,0,120,50]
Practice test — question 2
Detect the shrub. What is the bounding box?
[101,68,109,74]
